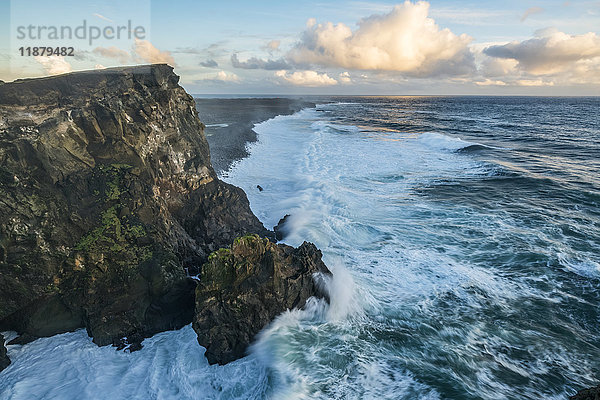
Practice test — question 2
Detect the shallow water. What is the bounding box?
[1,97,599,399]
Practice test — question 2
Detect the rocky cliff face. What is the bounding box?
[194,234,331,364]
[0,65,273,363]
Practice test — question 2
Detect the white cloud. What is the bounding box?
[133,39,175,65]
[94,64,106,70]
[34,56,72,75]
[93,46,131,64]
[275,70,338,86]
[288,1,474,76]
[515,79,554,86]
[339,71,352,83]
[484,30,600,75]
[475,79,507,86]
[215,70,240,82]
[520,7,544,22]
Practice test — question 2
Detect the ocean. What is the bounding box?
[1,96,599,399]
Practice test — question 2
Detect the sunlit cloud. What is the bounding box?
[215,70,240,82]
[520,7,544,22]
[34,56,72,75]
[93,46,131,64]
[133,39,175,65]
[484,29,600,75]
[288,1,474,77]
[339,71,352,83]
[275,70,338,86]
[266,40,281,51]
[475,79,507,86]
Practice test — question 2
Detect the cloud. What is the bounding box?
[288,1,474,77]
[479,57,518,77]
[215,70,240,82]
[93,46,131,64]
[231,53,291,70]
[520,7,544,22]
[275,70,338,86]
[93,13,114,23]
[200,59,219,68]
[34,56,72,75]
[515,79,554,86]
[133,39,175,65]
[484,30,600,75]
[339,71,352,83]
[475,79,507,86]
[266,40,280,51]
[192,70,241,85]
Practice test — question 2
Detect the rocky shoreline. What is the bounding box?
[195,97,315,174]
[0,64,330,370]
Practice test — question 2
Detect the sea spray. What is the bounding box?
[2,97,599,399]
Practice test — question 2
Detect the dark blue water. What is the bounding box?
[223,96,600,399]
[1,97,598,400]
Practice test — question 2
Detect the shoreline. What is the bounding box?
[195,97,315,174]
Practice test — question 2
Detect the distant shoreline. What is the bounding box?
[195,97,315,174]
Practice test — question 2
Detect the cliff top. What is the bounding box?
[0,64,177,106]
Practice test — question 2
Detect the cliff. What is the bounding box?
[0,65,283,365]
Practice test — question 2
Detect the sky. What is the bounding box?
[1,0,600,95]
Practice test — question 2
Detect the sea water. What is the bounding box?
[1,97,599,399]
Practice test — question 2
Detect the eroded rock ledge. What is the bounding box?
[0,65,289,369]
[193,234,331,364]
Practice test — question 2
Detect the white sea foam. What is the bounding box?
[2,102,596,399]
[417,131,478,151]
[205,123,230,128]
[0,325,269,400]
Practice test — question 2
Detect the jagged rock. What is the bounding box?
[274,214,291,241]
[0,334,9,372]
[0,65,272,349]
[571,385,600,400]
[193,234,331,365]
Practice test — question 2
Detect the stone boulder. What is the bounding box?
[193,234,331,364]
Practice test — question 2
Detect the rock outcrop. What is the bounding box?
[274,214,291,241]
[193,234,331,365]
[570,385,600,400]
[0,65,273,363]
[0,334,9,371]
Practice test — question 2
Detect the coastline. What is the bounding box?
[195,97,315,174]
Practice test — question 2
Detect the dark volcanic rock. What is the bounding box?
[0,334,9,372]
[0,65,272,349]
[274,214,291,241]
[193,234,331,365]
[571,385,600,400]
